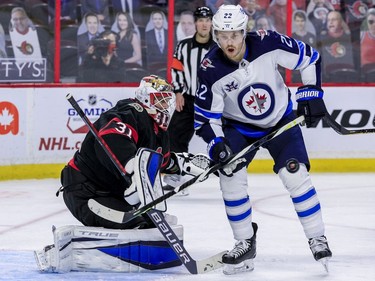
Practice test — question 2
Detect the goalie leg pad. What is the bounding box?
[35,224,184,273]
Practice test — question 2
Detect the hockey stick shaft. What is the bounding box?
[66,94,224,274]
[131,115,305,219]
[324,110,375,135]
[66,94,130,183]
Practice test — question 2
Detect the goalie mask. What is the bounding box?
[135,75,176,131]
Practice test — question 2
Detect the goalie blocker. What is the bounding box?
[34,224,184,273]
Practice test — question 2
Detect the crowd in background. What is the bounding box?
[0,0,374,83]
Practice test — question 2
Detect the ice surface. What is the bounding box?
[0,173,374,280]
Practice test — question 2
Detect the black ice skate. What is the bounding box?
[222,222,258,275]
[309,235,332,272]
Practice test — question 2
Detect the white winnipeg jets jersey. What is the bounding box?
[194,30,321,143]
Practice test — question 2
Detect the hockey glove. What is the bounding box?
[208,137,232,163]
[163,152,213,189]
[166,152,212,176]
[296,85,327,128]
[207,137,245,177]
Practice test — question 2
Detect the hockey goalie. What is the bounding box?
[34,76,213,273]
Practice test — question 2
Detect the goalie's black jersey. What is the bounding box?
[69,98,171,197]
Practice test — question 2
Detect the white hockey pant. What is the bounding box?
[278,163,325,239]
[220,167,254,240]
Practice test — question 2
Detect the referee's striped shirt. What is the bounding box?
[171,34,214,97]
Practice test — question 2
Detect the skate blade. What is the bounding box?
[319,257,330,273]
[223,259,254,275]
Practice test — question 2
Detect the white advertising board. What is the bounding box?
[0,86,374,165]
[189,87,375,158]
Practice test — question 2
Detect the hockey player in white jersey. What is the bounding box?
[194,4,332,274]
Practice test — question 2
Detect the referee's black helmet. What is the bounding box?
[194,6,213,21]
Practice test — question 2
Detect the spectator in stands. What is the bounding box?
[145,10,168,70]
[0,23,6,58]
[112,12,142,66]
[341,0,373,70]
[77,12,104,65]
[80,0,111,26]
[9,7,42,61]
[267,0,287,33]
[255,14,275,30]
[318,10,355,81]
[239,0,266,31]
[111,0,144,26]
[360,8,375,70]
[292,10,317,48]
[176,10,196,42]
[78,30,126,82]
[307,0,333,40]
[48,0,78,25]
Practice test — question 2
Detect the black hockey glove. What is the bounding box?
[296,85,327,128]
[208,137,232,163]
[208,137,245,177]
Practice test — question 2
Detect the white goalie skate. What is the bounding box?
[222,222,258,275]
[309,235,332,272]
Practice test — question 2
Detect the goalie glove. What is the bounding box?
[296,85,327,128]
[163,153,212,189]
[166,152,212,176]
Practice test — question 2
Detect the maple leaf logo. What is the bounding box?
[245,90,267,113]
[0,107,14,130]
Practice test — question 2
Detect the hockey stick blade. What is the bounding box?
[126,115,305,221]
[324,111,375,135]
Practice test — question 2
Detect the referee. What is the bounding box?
[168,6,214,154]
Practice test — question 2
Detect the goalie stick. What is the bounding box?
[324,110,375,135]
[66,94,225,274]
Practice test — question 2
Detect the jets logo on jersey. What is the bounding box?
[238,83,275,120]
[224,81,239,92]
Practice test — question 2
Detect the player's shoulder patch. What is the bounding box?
[201,57,215,71]
[129,102,144,112]
[255,29,269,40]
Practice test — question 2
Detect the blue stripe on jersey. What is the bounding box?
[309,48,319,65]
[227,208,252,222]
[194,105,222,119]
[297,203,321,217]
[294,41,305,70]
[305,45,311,57]
[292,188,316,203]
[224,196,249,207]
